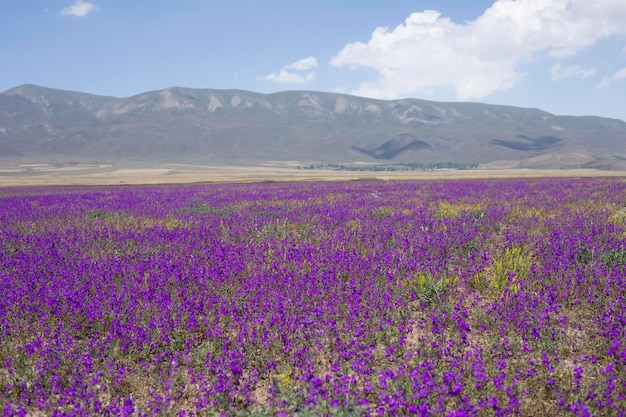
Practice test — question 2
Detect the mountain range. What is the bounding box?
[1,84,626,169]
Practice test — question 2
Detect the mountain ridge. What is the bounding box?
[1,84,625,169]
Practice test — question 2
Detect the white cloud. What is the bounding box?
[259,69,315,84]
[597,67,626,89]
[259,56,317,84]
[61,0,95,17]
[551,63,596,80]
[286,56,318,71]
[331,0,626,100]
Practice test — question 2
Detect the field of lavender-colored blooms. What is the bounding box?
[1,178,626,416]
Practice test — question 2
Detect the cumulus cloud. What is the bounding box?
[597,67,626,89]
[331,0,626,100]
[286,56,318,71]
[259,56,317,84]
[61,0,95,17]
[551,64,596,80]
[259,70,316,84]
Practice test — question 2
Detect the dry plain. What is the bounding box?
[1,161,626,187]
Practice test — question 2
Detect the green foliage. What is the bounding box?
[436,201,485,219]
[470,210,487,226]
[601,248,626,270]
[86,209,128,220]
[472,247,532,298]
[304,162,479,171]
[269,384,366,417]
[575,246,594,265]
[372,206,394,219]
[192,202,232,216]
[608,207,626,222]
[414,272,449,305]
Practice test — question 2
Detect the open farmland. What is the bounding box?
[1,161,626,187]
[1,178,626,416]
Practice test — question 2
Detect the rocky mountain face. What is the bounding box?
[1,84,625,169]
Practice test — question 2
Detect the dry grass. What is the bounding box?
[1,163,625,187]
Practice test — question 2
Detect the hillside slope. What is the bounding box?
[1,84,625,168]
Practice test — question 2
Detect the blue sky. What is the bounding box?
[2,0,626,121]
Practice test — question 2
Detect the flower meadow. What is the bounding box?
[1,177,626,416]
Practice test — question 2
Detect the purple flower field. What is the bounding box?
[1,178,625,416]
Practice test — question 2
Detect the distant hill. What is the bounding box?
[1,84,626,169]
